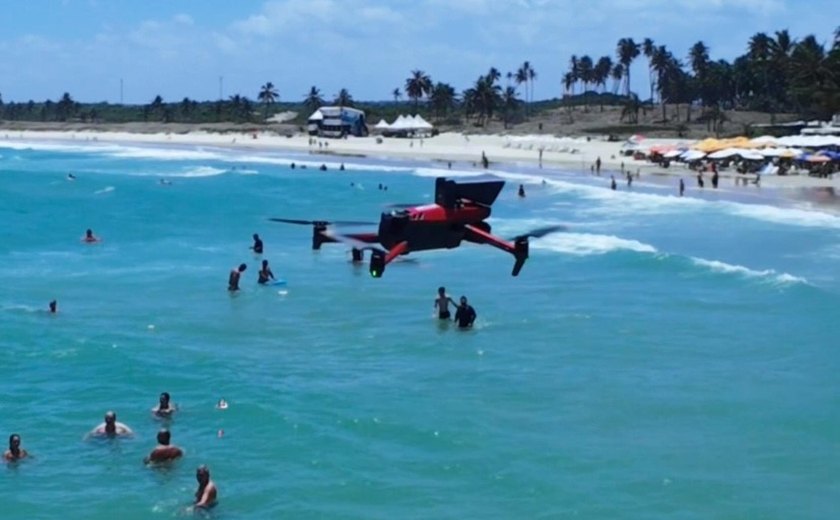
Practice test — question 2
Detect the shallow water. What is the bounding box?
[1,140,839,519]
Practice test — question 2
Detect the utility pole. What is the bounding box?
[219,76,223,101]
[120,78,124,105]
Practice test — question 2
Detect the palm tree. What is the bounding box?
[56,92,75,121]
[611,64,624,95]
[567,55,580,97]
[594,56,613,110]
[429,82,458,121]
[527,64,537,111]
[392,87,402,104]
[689,41,710,107]
[486,67,501,84]
[257,81,279,121]
[334,88,354,107]
[405,70,432,112]
[620,93,642,123]
[303,86,324,113]
[578,55,594,111]
[643,38,656,102]
[515,61,532,115]
[501,86,520,128]
[617,38,641,96]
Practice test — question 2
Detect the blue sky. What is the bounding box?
[0,0,836,104]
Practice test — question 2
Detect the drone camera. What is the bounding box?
[370,251,386,278]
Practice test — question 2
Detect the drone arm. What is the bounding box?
[464,224,528,276]
[463,224,515,254]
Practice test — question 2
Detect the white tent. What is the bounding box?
[307,109,323,121]
[708,148,742,159]
[413,115,434,130]
[750,135,779,147]
[663,149,685,159]
[374,119,391,130]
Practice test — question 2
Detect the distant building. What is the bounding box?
[307,106,368,138]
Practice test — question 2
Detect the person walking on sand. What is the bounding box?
[596,156,602,175]
[481,151,489,169]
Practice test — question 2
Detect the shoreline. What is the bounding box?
[2,127,839,210]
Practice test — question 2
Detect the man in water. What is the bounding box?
[67,173,76,181]
[610,176,617,190]
[595,156,602,175]
[91,411,133,437]
[257,259,275,284]
[82,229,100,243]
[4,434,29,461]
[195,465,218,509]
[434,287,456,320]
[454,296,477,329]
[49,300,57,313]
[152,392,176,417]
[679,178,685,197]
[143,429,183,464]
[250,234,264,254]
[228,263,247,291]
[518,184,526,197]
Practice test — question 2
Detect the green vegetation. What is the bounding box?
[1,28,837,132]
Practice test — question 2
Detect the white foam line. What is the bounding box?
[690,257,807,286]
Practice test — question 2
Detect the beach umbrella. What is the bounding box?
[663,149,685,159]
[807,155,831,163]
[680,150,706,161]
[708,148,741,159]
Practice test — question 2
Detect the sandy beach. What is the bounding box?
[2,127,837,191]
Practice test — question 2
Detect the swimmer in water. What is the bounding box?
[319,164,327,171]
[250,233,264,254]
[82,229,100,243]
[49,300,57,313]
[90,411,133,438]
[194,465,218,509]
[152,392,176,417]
[257,259,275,284]
[228,264,247,291]
[159,178,172,186]
[143,429,183,464]
[4,434,29,462]
[518,184,526,197]
[216,399,228,409]
[434,286,456,320]
[454,296,477,329]
[67,173,76,181]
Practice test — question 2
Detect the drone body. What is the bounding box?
[271,177,561,277]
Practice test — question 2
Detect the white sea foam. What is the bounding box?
[177,166,228,178]
[723,202,840,230]
[94,186,115,194]
[690,257,807,285]
[413,167,489,178]
[531,232,658,256]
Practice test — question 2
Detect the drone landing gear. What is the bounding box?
[351,248,364,263]
[512,237,529,277]
[369,241,408,278]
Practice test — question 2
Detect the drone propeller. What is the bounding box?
[269,218,375,226]
[321,229,386,253]
[385,203,426,209]
[510,224,568,241]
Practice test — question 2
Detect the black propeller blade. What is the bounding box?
[511,225,568,240]
[385,203,426,209]
[269,218,376,226]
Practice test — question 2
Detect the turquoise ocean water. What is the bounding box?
[1,140,839,519]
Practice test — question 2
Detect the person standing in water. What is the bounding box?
[194,465,218,509]
[49,300,57,313]
[228,264,247,291]
[143,429,183,464]
[679,178,685,197]
[152,392,176,417]
[250,234,264,254]
[82,229,100,243]
[4,434,29,462]
[257,259,275,284]
[454,296,477,329]
[610,176,617,190]
[90,411,133,437]
[518,184,526,197]
[434,287,457,320]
